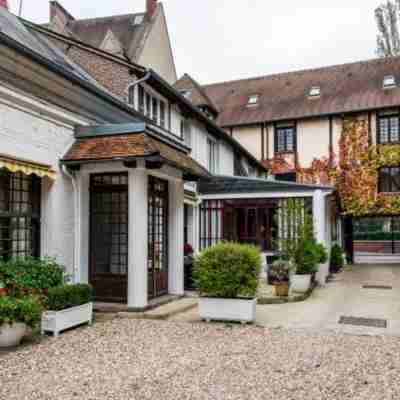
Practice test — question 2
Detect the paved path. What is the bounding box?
[173,265,400,335]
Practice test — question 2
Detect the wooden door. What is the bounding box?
[148,176,169,299]
[89,173,128,302]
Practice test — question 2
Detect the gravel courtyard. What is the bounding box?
[1,319,400,400]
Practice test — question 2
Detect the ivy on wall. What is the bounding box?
[294,114,400,217]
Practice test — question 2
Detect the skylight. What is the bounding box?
[247,94,259,105]
[383,75,396,89]
[308,86,321,98]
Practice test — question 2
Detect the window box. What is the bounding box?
[198,297,257,324]
[41,303,93,337]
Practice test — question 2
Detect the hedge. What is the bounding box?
[43,284,93,311]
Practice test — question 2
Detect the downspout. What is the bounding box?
[130,70,152,89]
[61,165,80,284]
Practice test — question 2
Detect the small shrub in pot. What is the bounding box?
[0,296,43,347]
[193,242,261,323]
[0,257,65,297]
[269,260,290,297]
[193,242,261,299]
[43,284,93,311]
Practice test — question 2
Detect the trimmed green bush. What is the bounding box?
[314,243,328,264]
[193,242,261,299]
[0,296,42,328]
[294,240,320,275]
[43,284,93,311]
[330,244,344,273]
[0,257,65,296]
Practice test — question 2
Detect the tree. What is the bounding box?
[376,1,400,57]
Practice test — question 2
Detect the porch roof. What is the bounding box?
[61,126,210,180]
[198,175,334,196]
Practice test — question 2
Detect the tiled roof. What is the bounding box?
[62,132,210,178]
[174,74,219,115]
[198,175,333,195]
[198,57,400,127]
[66,12,151,62]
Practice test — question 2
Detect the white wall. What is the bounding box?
[0,84,89,275]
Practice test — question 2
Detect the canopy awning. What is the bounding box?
[0,154,56,180]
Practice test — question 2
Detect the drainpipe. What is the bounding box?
[130,70,151,89]
[61,165,80,284]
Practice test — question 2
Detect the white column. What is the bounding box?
[77,172,90,284]
[127,166,148,309]
[169,180,185,295]
[313,190,329,285]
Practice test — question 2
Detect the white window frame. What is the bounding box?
[207,136,219,174]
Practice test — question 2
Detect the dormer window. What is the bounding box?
[180,90,192,99]
[247,94,259,106]
[308,86,321,98]
[383,75,396,89]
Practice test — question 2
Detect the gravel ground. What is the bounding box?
[1,319,400,400]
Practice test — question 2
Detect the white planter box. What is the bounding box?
[198,297,257,323]
[41,303,93,337]
[0,323,26,347]
[290,274,311,293]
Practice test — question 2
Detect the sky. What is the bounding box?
[7,0,382,85]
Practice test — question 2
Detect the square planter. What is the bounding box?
[198,297,257,323]
[41,303,93,337]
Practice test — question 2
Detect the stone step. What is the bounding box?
[118,297,198,320]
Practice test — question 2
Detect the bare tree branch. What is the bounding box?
[375,1,400,57]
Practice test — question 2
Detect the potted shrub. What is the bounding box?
[0,296,42,347]
[0,257,65,297]
[193,242,261,323]
[330,244,344,273]
[291,240,319,293]
[269,260,290,297]
[41,284,93,337]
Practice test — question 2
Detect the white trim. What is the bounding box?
[0,81,90,127]
[200,190,333,200]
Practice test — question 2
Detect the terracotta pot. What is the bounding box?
[0,288,7,297]
[274,282,289,297]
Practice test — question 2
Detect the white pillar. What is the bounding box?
[77,172,90,284]
[169,180,185,295]
[313,190,329,285]
[127,167,148,309]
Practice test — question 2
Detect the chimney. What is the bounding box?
[0,0,8,10]
[146,0,157,19]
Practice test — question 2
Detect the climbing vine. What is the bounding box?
[295,114,400,217]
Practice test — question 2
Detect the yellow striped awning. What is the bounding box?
[0,154,56,180]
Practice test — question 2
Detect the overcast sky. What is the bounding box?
[8,0,382,84]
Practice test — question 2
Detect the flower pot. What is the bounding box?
[290,274,311,293]
[0,288,7,297]
[41,303,93,337]
[273,282,289,297]
[198,297,257,323]
[0,323,27,347]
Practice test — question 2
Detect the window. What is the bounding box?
[128,85,135,107]
[308,86,321,98]
[180,90,192,99]
[181,119,192,146]
[138,85,145,114]
[160,101,166,128]
[152,97,158,123]
[145,92,151,118]
[207,138,219,174]
[0,170,41,260]
[247,94,259,106]
[378,112,400,144]
[383,75,396,89]
[379,167,400,193]
[275,124,296,153]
